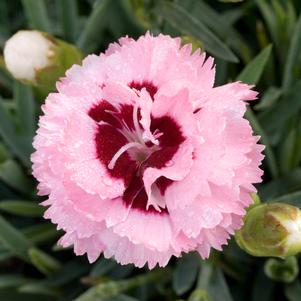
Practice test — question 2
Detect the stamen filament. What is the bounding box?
[108,142,144,170]
[133,104,145,145]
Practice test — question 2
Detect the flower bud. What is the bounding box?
[264,256,299,283]
[236,203,301,258]
[4,30,82,96]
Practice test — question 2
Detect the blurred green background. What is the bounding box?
[1,0,301,300]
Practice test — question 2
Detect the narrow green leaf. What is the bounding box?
[0,143,9,163]
[259,168,301,200]
[0,248,12,261]
[197,262,211,290]
[0,288,53,301]
[106,295,139,301]
[155,1,238,62]
[292,118,301,167]
[236,45,278,178]
[18,283,60,297]
[0,200,44,217]
[285,280,301,301]
[256,19,271,50]
[0,182,19,200]
[178,0,251,62]
[245,109,279,178]
[266,191,301,206]
[0,55,13,91]
[23,223,59,245]
[237,44,272,84]
[271,0,287,25]
[90,258,118,277]
[14,82,35,139]
[42,260,90,287]
[254,86,282,110]
[106,0,143,38]
[0,275,31,289]
[28,247,62,275]
[173,254,199,295]
[197,262,233,301]
[0,160,32,194]
[259,81,301,143]
[0,214,32,261]
[219,0,244,2]
[251,269,275,301]
[279,123,298,173]
[286,1,297,38]
[108,264,134,280]
[59,0,79,43]
[255,0,277,47]
[77,0,110,53]
[21,0,51,32]
[4,262,85,297]
[282,12,301,91]
[220,7,244,26]
[0,97,32,167]
[188,289,213,301]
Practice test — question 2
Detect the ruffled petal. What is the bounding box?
[143,139,194,210]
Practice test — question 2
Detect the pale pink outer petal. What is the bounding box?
[170,196,224,238]
[152,88,197,137]
[105,36,134,56]
[45,183,186,268]
[112,210,177,253]
[164,82,263,249]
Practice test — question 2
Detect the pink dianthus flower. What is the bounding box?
[31,33,264,268]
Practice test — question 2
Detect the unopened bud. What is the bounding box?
[4,30,82,96]
[236,203,301,258]
[264,256,299,283]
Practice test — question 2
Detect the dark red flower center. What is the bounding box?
[129,80,158,99]
[88,81,184,213]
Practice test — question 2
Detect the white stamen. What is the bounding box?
[121,120,136,141]
[146,184,166,212]
[133,103,145,145]
[153,129,163,139]
[108,142,144,170]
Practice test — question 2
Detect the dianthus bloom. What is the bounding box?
[32,33,264,268]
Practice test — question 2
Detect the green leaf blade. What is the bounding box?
[155,1,238,62]
[20,0,51,32]
[237,44,272,84]
[173,254,199,295]
[28,247,62,276]
[77,0,110,53]
[0,200,44,217]
[0,214,32,261]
